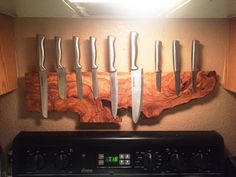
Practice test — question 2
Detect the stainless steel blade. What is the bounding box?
[174,71,180,96]
[192,71,196,90]
[110,72,118,118]
[92,68,98,99]
[156,71,162,92]
[75,68,83,99]
[131,68,143,124]
[39,70,48,118]
[57,67,67,99]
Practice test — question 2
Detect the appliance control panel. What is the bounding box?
[12,131,225,177]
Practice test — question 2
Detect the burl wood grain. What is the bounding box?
[25,71,217,122]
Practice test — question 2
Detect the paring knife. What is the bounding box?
[155,40,162,92]
[130,31,143,124]
[108,35,118,118]
[55,36,67,99]
[172,40,180,96]
[73,36,83,99]
[90,36,98,99]
[37,34,48,118]
[191,40,199,90]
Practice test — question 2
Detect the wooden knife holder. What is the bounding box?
[25,71,217,123]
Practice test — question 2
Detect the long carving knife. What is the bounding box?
[73,36,83,99]
[172,40,180,96]
[155,40,162,92]
[37,34,48,118]
[108,35,118,118]
[90,36,98,99]
[191,40,199,90]
[130,31,143,124]
[55,36,67,99]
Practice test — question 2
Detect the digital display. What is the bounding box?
[105,156,119,163]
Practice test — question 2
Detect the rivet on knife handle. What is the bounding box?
[172,40,180,96]
[108,35,118,118]
[73,36,83,99]
[191,40,198,90]
[90,36,98,99]
[155,40,162,92]
[37,34,48,118]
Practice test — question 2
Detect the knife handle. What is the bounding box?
[191,40,198,72]
[172,40,180,72]
[90,36,98,69]
[55,36,63,68]
[108,35,116,72]
[130,31,139,70]
[37,34,46,71]
[155,40,162,72]
[73,36,81,69]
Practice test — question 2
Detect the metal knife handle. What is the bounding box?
[73,36,81,69]
[130,31,139,70]
[191,40,198,72]
[55,36,63,68]
[108,35,116,72]
[37,34,46,71]
[172,40,180,72]
[90,36,98,69]
[155,40,162,72]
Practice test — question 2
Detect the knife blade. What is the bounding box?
[130,31,143,124]
[155,40,162,92]
[90,36,98,99]
[108,35,118,118]
[172,40,180,96]
[37,34,48,118]
[55,36,67,99]
[191,40,199,90]
[73,36,83,99]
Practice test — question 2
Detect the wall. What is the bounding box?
[0,18,236,156]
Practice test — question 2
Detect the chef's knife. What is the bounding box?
[155,40,162,92]
[130,31,143,124]
[37,34,48,118]
[90,36,98,99]
[55,36,67,99]
[108,35,118,118]
[73,36,83,99]
[191,40,198,90]
[172,40,180,96]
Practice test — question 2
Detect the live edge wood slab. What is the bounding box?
[25,71,217,123]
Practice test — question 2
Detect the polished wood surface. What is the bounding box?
[25,71,216,122]
[0,14,17,95]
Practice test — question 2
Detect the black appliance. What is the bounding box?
[12,131,234,177]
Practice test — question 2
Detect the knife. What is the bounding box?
[90,36,98,99]
[108,35,118,118]
[37,34,48,118]
[172,40,180,96]
[55,36,67,99]
[191,40,198,90]
[155,40,162,92]
[73,36,83,99]
[130,31,143,124]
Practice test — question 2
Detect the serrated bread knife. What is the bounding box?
[130,31,143,124]
[108,35,118,118]
[55,36,67,99]
[37,34,48,118]
[73,36,83,99]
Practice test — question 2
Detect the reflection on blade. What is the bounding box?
[131,68,143,124]
[110,72,118,118]
[39,70,48,118]
[92,68,98,99]
[57,67,67,99]
[156,71,162,92]
[174,71,180,96]
[75,68,83,99]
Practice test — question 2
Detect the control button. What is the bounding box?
[119,154,125,159]
[98,160,104,166]
[124,154,130,159]
[125,160,131,165]
[98,154,104,159]
[55,153,70,170]
[32,154,45,170]
[119,160,125,165]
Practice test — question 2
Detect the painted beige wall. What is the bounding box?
[0,18,236,156]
